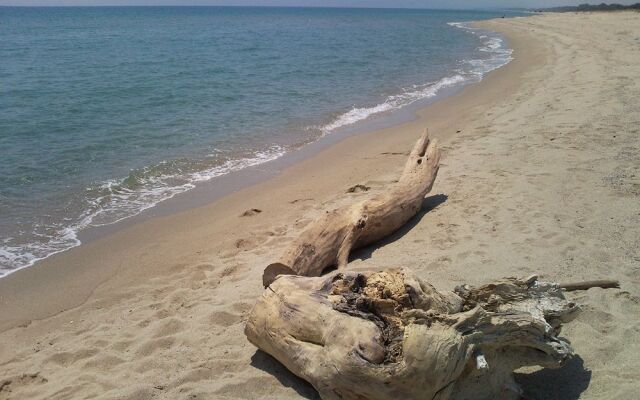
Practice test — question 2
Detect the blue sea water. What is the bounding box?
[0,7,520,275]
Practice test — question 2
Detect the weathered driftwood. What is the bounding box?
[246,269,580,400]
[263,130,441,287]
[560,279,620,291]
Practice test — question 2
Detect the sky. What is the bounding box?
[1,0,638,7]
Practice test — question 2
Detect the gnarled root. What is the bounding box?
[246,270,579,400]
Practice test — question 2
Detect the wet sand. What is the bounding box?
[1,12,639,400]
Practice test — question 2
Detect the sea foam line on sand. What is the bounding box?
[0,146,286,277]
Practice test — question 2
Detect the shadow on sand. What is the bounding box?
[250,350,320,399]
[250,349,591,400]
[516,355,592,400]
[350,193,448,263]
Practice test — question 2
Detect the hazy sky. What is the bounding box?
[1,0,638,7]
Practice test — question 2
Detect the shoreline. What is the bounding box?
[0,18,533,331]
[78,23,510,245]
[0,18,513,279]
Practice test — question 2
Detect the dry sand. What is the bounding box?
[1,11,639,400]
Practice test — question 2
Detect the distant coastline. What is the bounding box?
[533,2,640,12]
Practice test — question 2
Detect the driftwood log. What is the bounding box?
[246,269,580,400]
[560,279,620,291]
[263,130,441,286]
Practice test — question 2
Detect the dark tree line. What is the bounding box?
[534,3,640,12]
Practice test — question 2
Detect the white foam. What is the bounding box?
[319,102,396,133]
[0,145,286,277]
[317,74,468,134]
[317,22,513,135]
[448,21,514,75]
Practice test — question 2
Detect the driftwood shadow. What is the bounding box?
[250,350,320,400]
[516,355,591,400]
[350,193,448,263]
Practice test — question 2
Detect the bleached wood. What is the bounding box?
[263,130,440,287]
[559,279,620,291]
[246,269,579,400]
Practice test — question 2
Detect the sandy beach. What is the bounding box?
[1,11,639,400]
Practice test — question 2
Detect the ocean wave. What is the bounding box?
[448,21,513,75]
[89,145,286,226]
[316,22,513,135]
[0,145,286,277]
[316,75,467,134]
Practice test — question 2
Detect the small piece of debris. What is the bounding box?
[240,208,262,217]
[347,184,370,193]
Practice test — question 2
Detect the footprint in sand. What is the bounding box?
[83,354,126,370]
[151,318,185,338]
[209,311,241,327]
[46,348,99,367]
[217,263,248,283]
[152,308,171,320]
[264,226,287,237]
[233,235,268,251]
[134,336,176,357]
[0,373,48,394]
[231,302,253,315]
[346,184,370,193]
[218,264,239,279]
[289,198,314,204]
[110,340,134,353]
[240,208,262,217]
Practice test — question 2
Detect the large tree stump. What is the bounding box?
[263,130,441,286]
[245,269,580,400]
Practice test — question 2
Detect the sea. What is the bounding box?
[0,6,522,276]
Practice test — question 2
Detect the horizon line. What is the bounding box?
[0,4,525,10]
